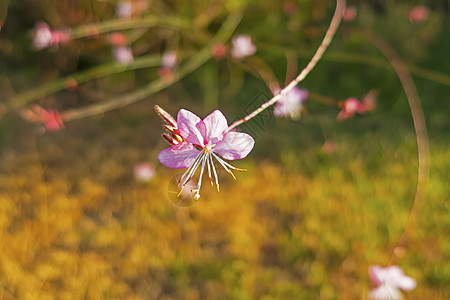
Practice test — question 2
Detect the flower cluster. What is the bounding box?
[369,265,416,300]
[231,34,256,59]
[20,105,64,132]
[156,106,254,201]
[33,22,71,49]
[112,46,134,65]
[116,0,148,19]
[337,90,377,121]
[133,162,156,183]
[274,86,308,119]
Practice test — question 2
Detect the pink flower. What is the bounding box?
[342,6,357,22]
[113,46,134,64]
[33,22,71,49]
[43,110,64,131]
[158,109,254,200]
[133,162,156,182]
[116,1,133,19]
[33,22,53,48]
[369,265,417,300]
[337,97,364,121]
[21,105,64,131]
[409,5,430,23]
[161,50,177,69]
[231,34,256,59]
[212,43,227,60]
[274,86,308,119]
[109,32,127,46]
[337,90,377,121]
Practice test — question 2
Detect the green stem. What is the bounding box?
[70,15,190,39]
[259,43,450,87]
[5,55,161,113]
[61,12,243,122]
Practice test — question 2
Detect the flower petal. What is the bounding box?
[369,265,383,286]
[177,109,205,146]
[385,266,416,291]
[203,110,228,144]
[214,131,254,160]
[369,285,402,300]
[158,142,200,169]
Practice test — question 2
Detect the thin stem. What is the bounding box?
[227,0,346,132]
[70,15,190,39]
[59,12,242,122]
[257,43,450,87]
[4,55,160,113]
[361,30,430,264]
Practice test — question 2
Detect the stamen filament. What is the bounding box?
[212,152,247,172]
[179,149,204,186]
[209,154,220,191]
[211,153,237,180]
[207,152,213,186]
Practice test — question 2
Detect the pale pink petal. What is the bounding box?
[177,109,205,146]
[158,142,200,169]
[202,110,228,144]
[369,265,384,286]
[385,266,416,291]
[396,275,416,291]
[214,132,254,160]
[369,285,402,300]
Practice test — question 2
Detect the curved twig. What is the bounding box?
[60,13,243,122]
[227,0,346,132]
[361,29,430,264]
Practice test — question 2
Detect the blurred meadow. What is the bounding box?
[0,0,449,299]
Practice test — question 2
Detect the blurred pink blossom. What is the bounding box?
[133,162,156,182]
[212,43,227,60]
[161,50,177,69]
[369,265,416,300]
[337,90,377,121]
[337,97,363,121]
[409,5,430,23]
[33,22,71,49]
[116,0,147,19]
[116,1,133,19]
[157,67,173,78]
[21,105,64,131]
[321,140,336,154]
[113,46,134,64]
[109,32,127,46]
[231,34,256,59]
[342,6,357,22]
[273,86,308,119]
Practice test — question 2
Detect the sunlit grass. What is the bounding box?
[0,121,448,299]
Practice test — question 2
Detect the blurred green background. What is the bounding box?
[0,0,449,299]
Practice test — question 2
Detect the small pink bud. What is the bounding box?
[44,110,64,131]
[212,43,227,60]
[342,6,357,22]
[33,22,52,48]
[231,34,256,59]
[161,50,177,69]
[409,5,430,23]
[116,1,133,19]
[113,46,134,64]
[157,67,173,78]
[109,32,127,46]
[133,162,156,182]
